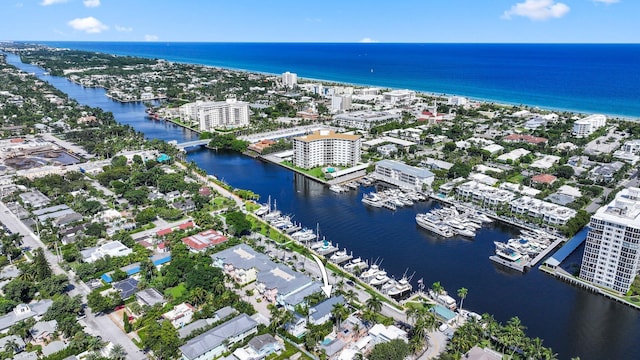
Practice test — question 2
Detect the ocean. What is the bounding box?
[40,42,640,118]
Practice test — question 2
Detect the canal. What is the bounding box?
[6,53,640,360]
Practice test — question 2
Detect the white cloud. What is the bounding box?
[41,0,68,5]
[144,34,159,42]
[593,0,619,3]
[83,0,101,7]
[67,17,108,34]
[115,25,133,32]
[502,0,570,21]
[359,37,378,43]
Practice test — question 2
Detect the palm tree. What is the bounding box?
[190,287,208,307]
[343,289,357,304]
[365,296,383,314]
[109,344,127,360]
[431,281,444,296]
[331,303,350,330]
[457,287,468,312]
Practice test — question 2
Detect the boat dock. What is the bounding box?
[543,227,589,268]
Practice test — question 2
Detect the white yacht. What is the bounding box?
[387,277,413,298]
[329,249,352,264]
[383,201,397,211]
[369,270,390,286]
[360,264,381,281]
[329,184,346,193]
[446,219,476,237]
[254,204,270,216]
[415,214,454,237]
[291,229,317,242]
[344,257,367,272]
[362,193,384,208]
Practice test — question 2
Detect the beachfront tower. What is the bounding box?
[282,72,298,89]
[579,187,640,294]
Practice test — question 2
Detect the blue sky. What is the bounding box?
[1,0,636,43]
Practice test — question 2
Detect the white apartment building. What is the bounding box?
[179,99,250,131]
[447,96,468,106]
[382,89,415,104]
[373,160,434,191]
[334,111,401,130]
[331,94,352,112]
[282,71,297,88]
[292,130,362,169]
[509,196,576,226]
[579,188,640,293]
[455,181,516,208]
[572,114,606,137]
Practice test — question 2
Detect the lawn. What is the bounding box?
[165,283,187,300]
[280,161,329,181]
[507,174,525,183]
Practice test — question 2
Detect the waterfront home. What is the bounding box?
[509,196,576,226]
[373,159,434,191]
[179,314,258,360]
[463,346,503,360]
[455,181,515,208]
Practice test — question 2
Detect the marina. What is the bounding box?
[253,200,415,300]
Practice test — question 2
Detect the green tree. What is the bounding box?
[32,248,52,281]
[366,296,383,314]
[457,287,468,313]
[225,211,251,236]
[87,290,112,313]
[369,339,411,360]
[110,344,127,360]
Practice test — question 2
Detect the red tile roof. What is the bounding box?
[156,228,173,236]
[531,174,557,184]
[182,229,227,251]
[503,134,548,144]
[179,221,195,230]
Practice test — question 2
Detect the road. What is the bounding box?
[0,200,145,359]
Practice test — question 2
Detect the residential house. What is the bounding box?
[163,303,196,329]
[309,296,345,326]
[0,301,53,333]
[135,288,166,307]
[30,320,58,342]
[179,314,258,360]
[182,229,228,253]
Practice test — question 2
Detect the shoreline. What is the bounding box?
[29,42,640,121]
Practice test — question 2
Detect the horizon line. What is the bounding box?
[5,40,640,45]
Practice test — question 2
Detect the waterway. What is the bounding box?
[6,53,640,360]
